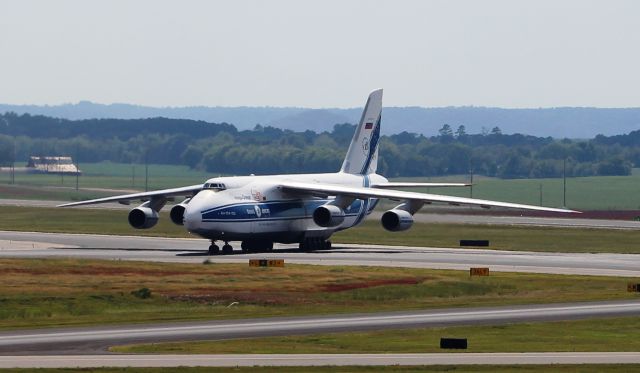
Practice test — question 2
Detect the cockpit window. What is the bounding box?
[203,183,226,191]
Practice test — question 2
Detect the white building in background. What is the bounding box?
[26,156,81,175]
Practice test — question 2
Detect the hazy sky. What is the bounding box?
[1,0,639,108]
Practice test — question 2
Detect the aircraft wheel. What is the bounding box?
[208,244,220,255]
[222,244,233,255]
[300,238,324,251]
[324,240,332,250]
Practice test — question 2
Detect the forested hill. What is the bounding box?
[0,112,639,178]
[2,102,640,138]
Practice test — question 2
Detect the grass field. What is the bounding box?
[0,258,635,329]
[112,316,640,354]
[2,205,640,253]
[1,366,638,373]
[391,173,640,211]
[0,162,210,193]
[1,161,640,210]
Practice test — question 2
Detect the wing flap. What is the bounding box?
[279,181,579,214]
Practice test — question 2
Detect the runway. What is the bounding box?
[3,352,640,368]
[1,230,640,277]
[1,300,639,355]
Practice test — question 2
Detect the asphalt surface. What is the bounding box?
[3,198,640,229]
[3,352,640,368]
[1,230,640,276]
[1,300,639,355]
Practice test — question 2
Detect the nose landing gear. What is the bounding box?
[222,243,233,255]
[208,241,234,255]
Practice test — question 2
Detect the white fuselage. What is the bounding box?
[183,172,387,243]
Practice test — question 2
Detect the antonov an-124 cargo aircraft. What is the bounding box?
[60,89,578,254]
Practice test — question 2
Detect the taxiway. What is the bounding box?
[1,300,638,355]
[3,352,640,368]
[1,230,639,276]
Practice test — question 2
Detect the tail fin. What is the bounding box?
[340,89,383,175]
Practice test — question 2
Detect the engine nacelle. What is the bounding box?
[313,204,345,227]
[169,198,191,226]
[169,205,186,225]
[128,206,159,229]
[381,209,414,232]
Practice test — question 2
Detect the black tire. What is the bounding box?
[222,244,233,255]
[208,244,220,255]
[324,241,332,250]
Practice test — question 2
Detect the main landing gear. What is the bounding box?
[209,241,234,255]
[299,238,331,251]
[208,240,275,255]
[241,240,274,253]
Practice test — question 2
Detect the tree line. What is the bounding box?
[0,112,637,178]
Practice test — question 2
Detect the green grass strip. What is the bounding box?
[2,364,639,372]
[112,316,640,354]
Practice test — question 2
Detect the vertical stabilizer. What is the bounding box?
[340,89,383,175]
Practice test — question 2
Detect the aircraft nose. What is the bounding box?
[183,190,217,231]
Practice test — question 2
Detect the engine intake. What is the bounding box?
[169,205,185,225]
[313,205,345,227]
[381,209,414,232]
[169,198,191,226]
[128,206,159,229]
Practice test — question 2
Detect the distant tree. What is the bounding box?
[438,124,453,137]
[391,131,420,145]
[491,126,502,135]
[0,135,12,165]
[597,158,632,176]
[455,125,467,140]
[438,124,454,143]
[330,123,357,146]
[181,145,204,168]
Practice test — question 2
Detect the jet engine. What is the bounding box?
[128,205,159,229]
[169,198,191,226]
[381,209,414,232]
[313,204,345,227]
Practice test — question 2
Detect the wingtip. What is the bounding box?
[558,208,581,214]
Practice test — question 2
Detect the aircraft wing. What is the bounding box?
[57,184,203,207]
[372,182,471,188]
[279,181,579,213]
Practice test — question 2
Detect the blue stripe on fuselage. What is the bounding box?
[201,199,365,222]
